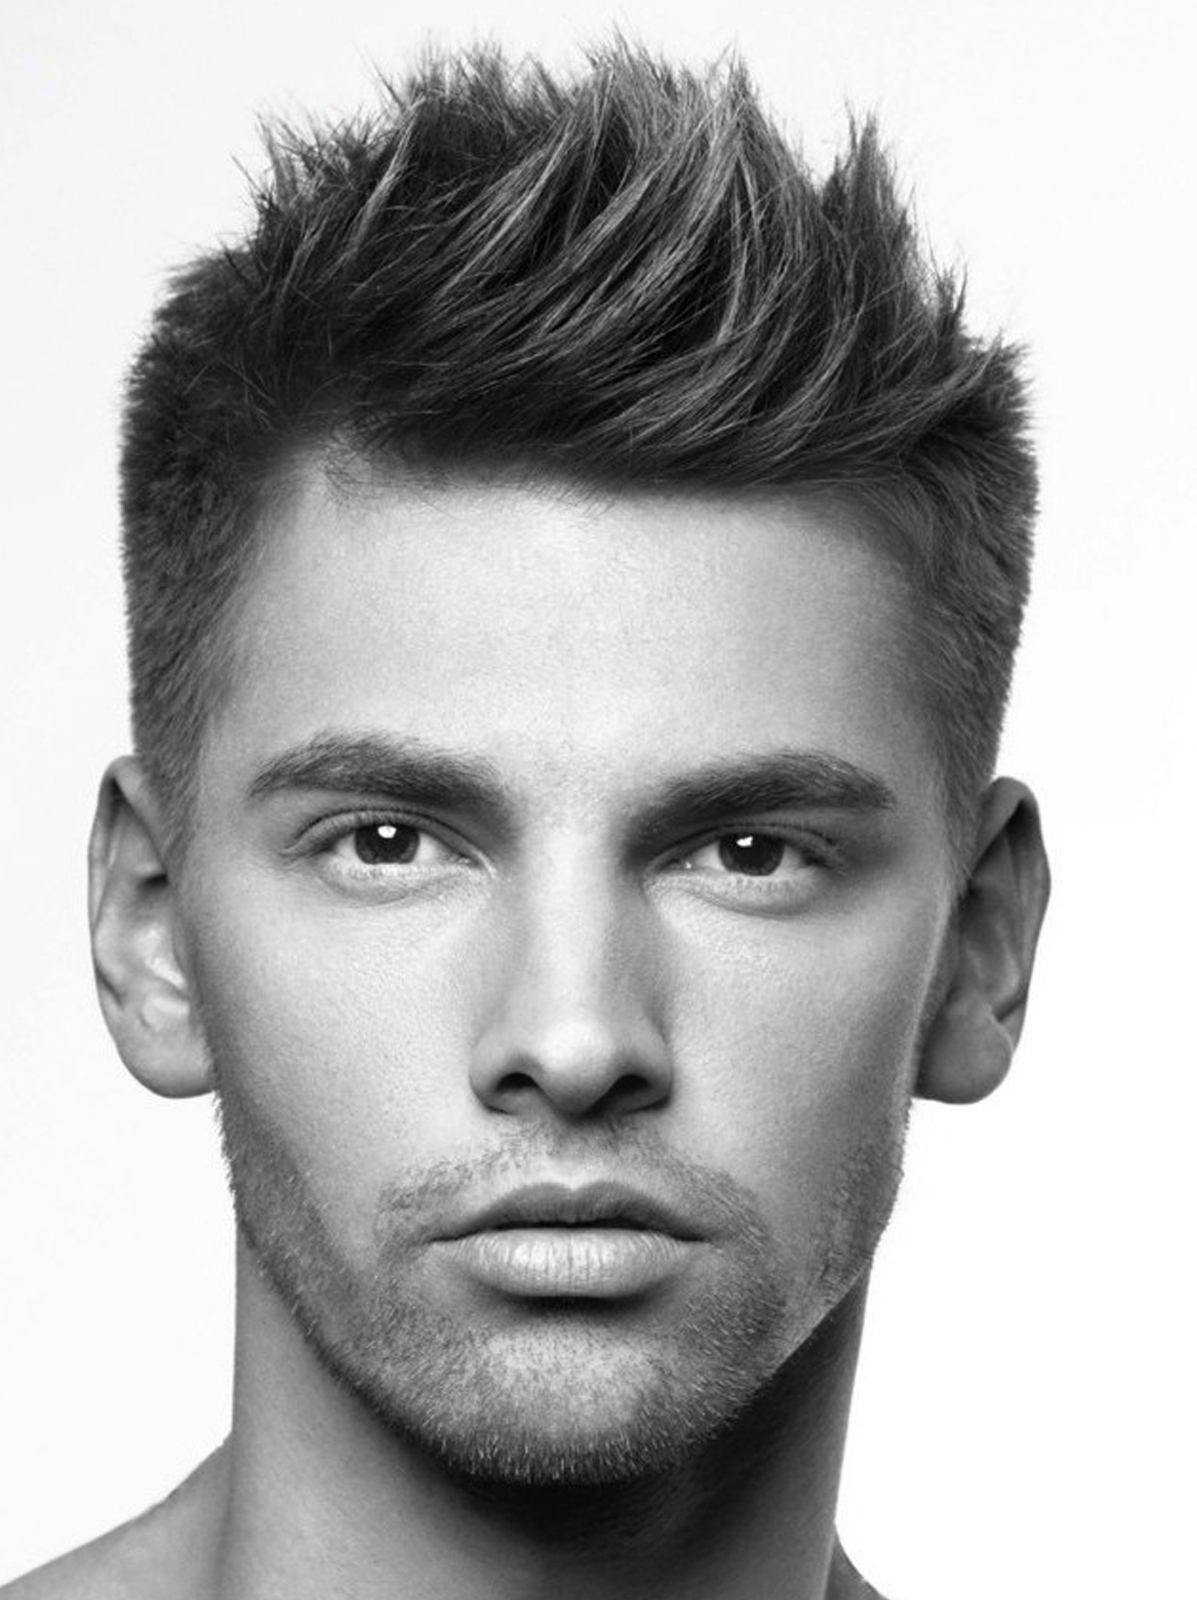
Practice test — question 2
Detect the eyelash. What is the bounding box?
[665,827,844,878]
[300,811,475,872]
[298,811,844,881]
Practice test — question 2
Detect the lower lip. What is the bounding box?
[441,1228,693,1298]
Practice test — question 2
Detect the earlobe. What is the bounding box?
[917,778,1051,1105]
[89,756,213,1098]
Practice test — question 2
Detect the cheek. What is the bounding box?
[664,904,938,1255]
[184,879,481,1251]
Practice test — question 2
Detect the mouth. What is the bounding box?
[450,1180,702,1240]
[437,1180,704,1299]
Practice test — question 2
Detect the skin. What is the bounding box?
[5,469,1048,1598]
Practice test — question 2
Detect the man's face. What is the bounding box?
[178,469,957,1483]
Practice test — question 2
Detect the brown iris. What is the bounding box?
[717,834,786,876]
[352,823,422,865]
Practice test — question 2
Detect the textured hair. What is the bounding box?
[121,41,1036,854]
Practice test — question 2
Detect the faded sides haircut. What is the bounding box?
[121,42,1036,855]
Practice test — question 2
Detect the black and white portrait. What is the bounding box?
[0,4,1190,1597]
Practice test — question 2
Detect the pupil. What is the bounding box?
[718,833,785,876]
[353,823,420,865]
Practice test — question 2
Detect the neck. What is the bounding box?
[201,1242,868,1600]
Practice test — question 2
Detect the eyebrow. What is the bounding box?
[625,750,896,848]
[247,732,896,836]
[248,732,512,823]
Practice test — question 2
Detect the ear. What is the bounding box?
[917,778,1051,1104]
[89,756,213,1098]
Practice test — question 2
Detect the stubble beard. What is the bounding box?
[215,1074,905,1489]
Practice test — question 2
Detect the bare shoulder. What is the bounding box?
[829,1539,892,1600]
[0,1519,155,1600]
[0,1449,227,1600]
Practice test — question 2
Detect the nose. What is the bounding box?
[469,860,673,1123]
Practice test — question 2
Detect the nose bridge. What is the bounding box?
[525,845,628,1006]
[469,835,672,1118]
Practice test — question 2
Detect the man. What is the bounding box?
[5,41,1050,1599]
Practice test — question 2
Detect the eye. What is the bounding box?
[320,818,468,872]
[679,832,815,878]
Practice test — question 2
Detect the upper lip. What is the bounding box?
[443,1181,702,1241]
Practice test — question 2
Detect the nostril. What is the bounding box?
[487,1062,665,1120]
[601,1073,652,1112]
[494,1069,540,1099]
[471,1010,674,1119]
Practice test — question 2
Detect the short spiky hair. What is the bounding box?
[121,42,1036,852]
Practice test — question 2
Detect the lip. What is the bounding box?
[435,1179,704,1299]
[443,1180,703,1241]
[441,1228,693,1298]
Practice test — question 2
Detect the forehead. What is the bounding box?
[207,466,936,819]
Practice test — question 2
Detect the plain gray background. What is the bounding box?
[1,1,1193,1594]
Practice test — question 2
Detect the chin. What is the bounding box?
[317,1314,781,1486]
